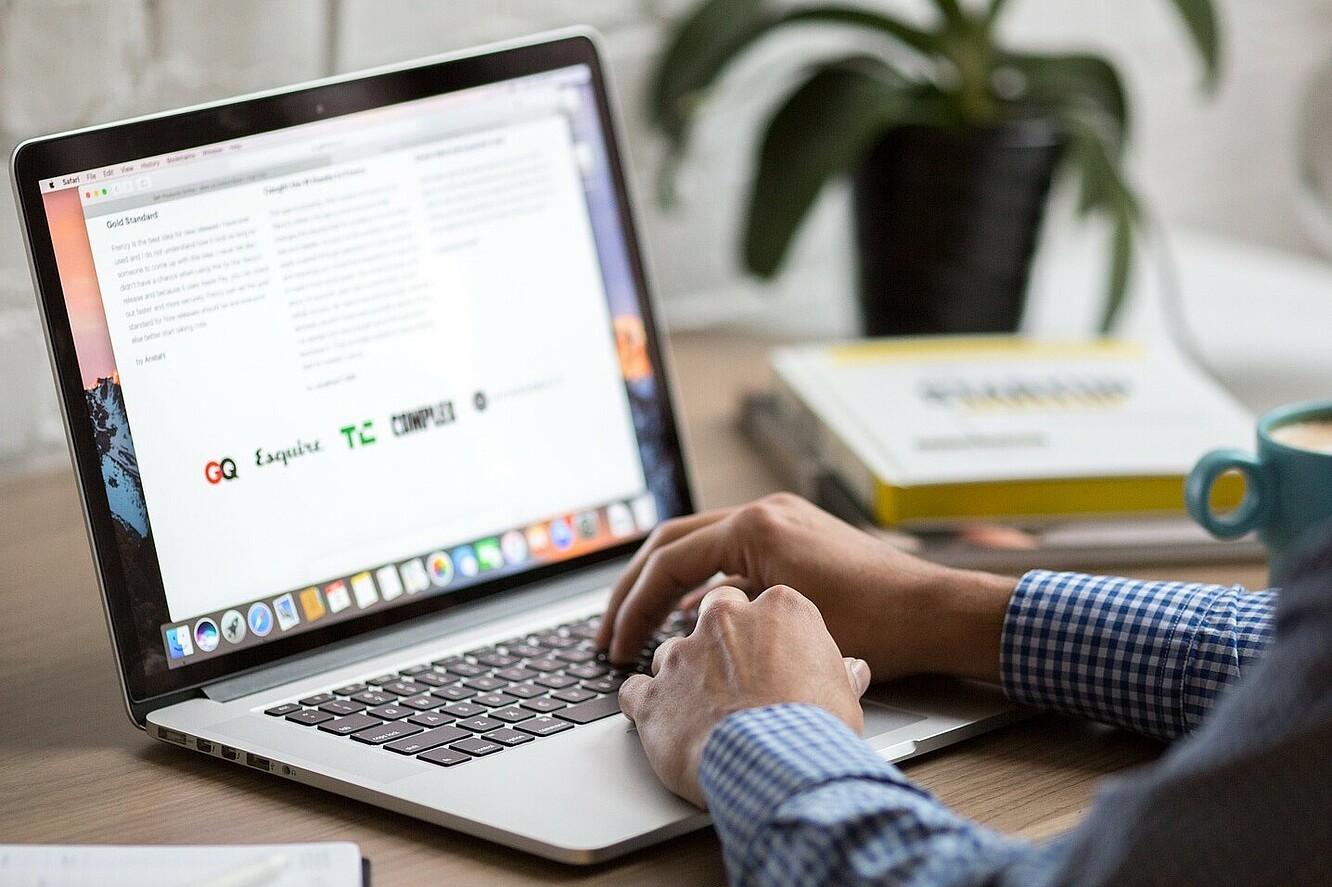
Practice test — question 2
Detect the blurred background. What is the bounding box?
[3,0,1332,477]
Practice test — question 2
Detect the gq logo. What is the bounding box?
[204,457,239,485]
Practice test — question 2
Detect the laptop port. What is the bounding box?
[196,739,214,754]
[158,727,187,746]
[246,753,272,771]
[221,746,239,761]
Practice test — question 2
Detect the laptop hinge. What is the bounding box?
[202,559,625,703]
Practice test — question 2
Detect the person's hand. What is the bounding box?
[619,583,871,808]
[598,493,1017,683]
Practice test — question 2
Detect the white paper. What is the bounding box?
[0,843,362,887]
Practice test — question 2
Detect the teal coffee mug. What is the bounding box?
[1186,400,1332,582]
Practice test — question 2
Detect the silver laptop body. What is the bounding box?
[11,29,1016,864]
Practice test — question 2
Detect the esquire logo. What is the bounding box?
[255,438,323,469]
[204,458,239,484]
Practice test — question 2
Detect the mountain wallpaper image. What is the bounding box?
[85,376,169,674]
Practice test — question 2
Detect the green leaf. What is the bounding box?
[1002,53,1128,155]
[1103,202,1135,334]
[649,2,938,148]
[1058,111,1141,331]
[931,0,969,29]
[743,58,933,277]
[649,0,765,146]
[1166,0,1221,91]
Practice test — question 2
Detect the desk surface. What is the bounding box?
[0,331,1266,885]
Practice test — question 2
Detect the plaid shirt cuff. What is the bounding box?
[699,704,922,880]
[1001,571,1276,740]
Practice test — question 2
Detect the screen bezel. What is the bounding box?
[12,33,692,705]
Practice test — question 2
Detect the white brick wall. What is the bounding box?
[2,0,1331,475]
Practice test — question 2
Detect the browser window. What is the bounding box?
[37,65,676,669]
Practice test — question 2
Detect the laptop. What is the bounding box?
[10,30,1017,864]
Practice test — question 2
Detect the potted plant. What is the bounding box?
[649,0,1219,334]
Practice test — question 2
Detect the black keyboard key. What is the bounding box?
[381,680,427,697]
[568,664,609,680]
[569,622,600,640]
[451,736,504,757]
[367,673,400,686]
[476,652,519,668]
[446,662,488,678]
[525,658,563,673]
[440,702,487,719]
[407,712,455,728]
[473,692,518,709]
[489,706,533,724]
[455,716,505,733]
[385,725,470,754]
[399,694,441,711]
[462,676,507,692]
[583,676,627,694]
[333,683,369,696]
[350,690,396,706]
[495,666,538,682]
[265,703,302,717]
[505,643,544,658]
[399,664,432,677]
[351,722,423,745]
[555,648,596,664]
[319,699,367,716]
[520,697,565,714]
[318,713,383,735]
[516,716,574,737]
[431,685,476,702]
[483,728,534,747]
[552,687,598,704]
[413,671,456,688]
[431,654,463,667]
[553,694,622,725]
[504,683,546,700]
[536,634,577,649]
[285,709,333,726]
[298,693,335,706]
[535,674,578,690]
[419,746,471,767]
[367,704,413,721]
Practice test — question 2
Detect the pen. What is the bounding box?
[191,853,291,887]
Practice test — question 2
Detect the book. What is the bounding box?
[769,336,1254,527]
[741,390,1265,571]
[0,843,368,887]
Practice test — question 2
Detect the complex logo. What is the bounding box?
[204,458,238,484]
[391,400,456,437]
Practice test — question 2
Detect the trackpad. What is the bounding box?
[862,702,925,740]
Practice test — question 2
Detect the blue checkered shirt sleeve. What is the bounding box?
[699,704,1057,887]
[1001,571,1275,740]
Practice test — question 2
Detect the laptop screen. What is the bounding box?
[15,36,690,701]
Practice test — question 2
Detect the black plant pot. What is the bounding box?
[851,121,1062,336]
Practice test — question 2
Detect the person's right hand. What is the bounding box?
[596,493,1017,683]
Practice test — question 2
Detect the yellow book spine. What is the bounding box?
[874,472,1247,526]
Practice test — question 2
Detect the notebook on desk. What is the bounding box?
[10,30,1016,863]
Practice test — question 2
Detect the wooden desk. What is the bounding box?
[0,331,1266,884]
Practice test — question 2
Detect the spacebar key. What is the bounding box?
[552,694,621,725]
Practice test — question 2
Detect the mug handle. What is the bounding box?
[1185,449,1273,539]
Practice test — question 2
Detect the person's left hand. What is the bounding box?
[618,583,872,808]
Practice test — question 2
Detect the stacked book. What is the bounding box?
[743,336,1264,570]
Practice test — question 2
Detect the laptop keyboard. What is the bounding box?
[263,612,689,767]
